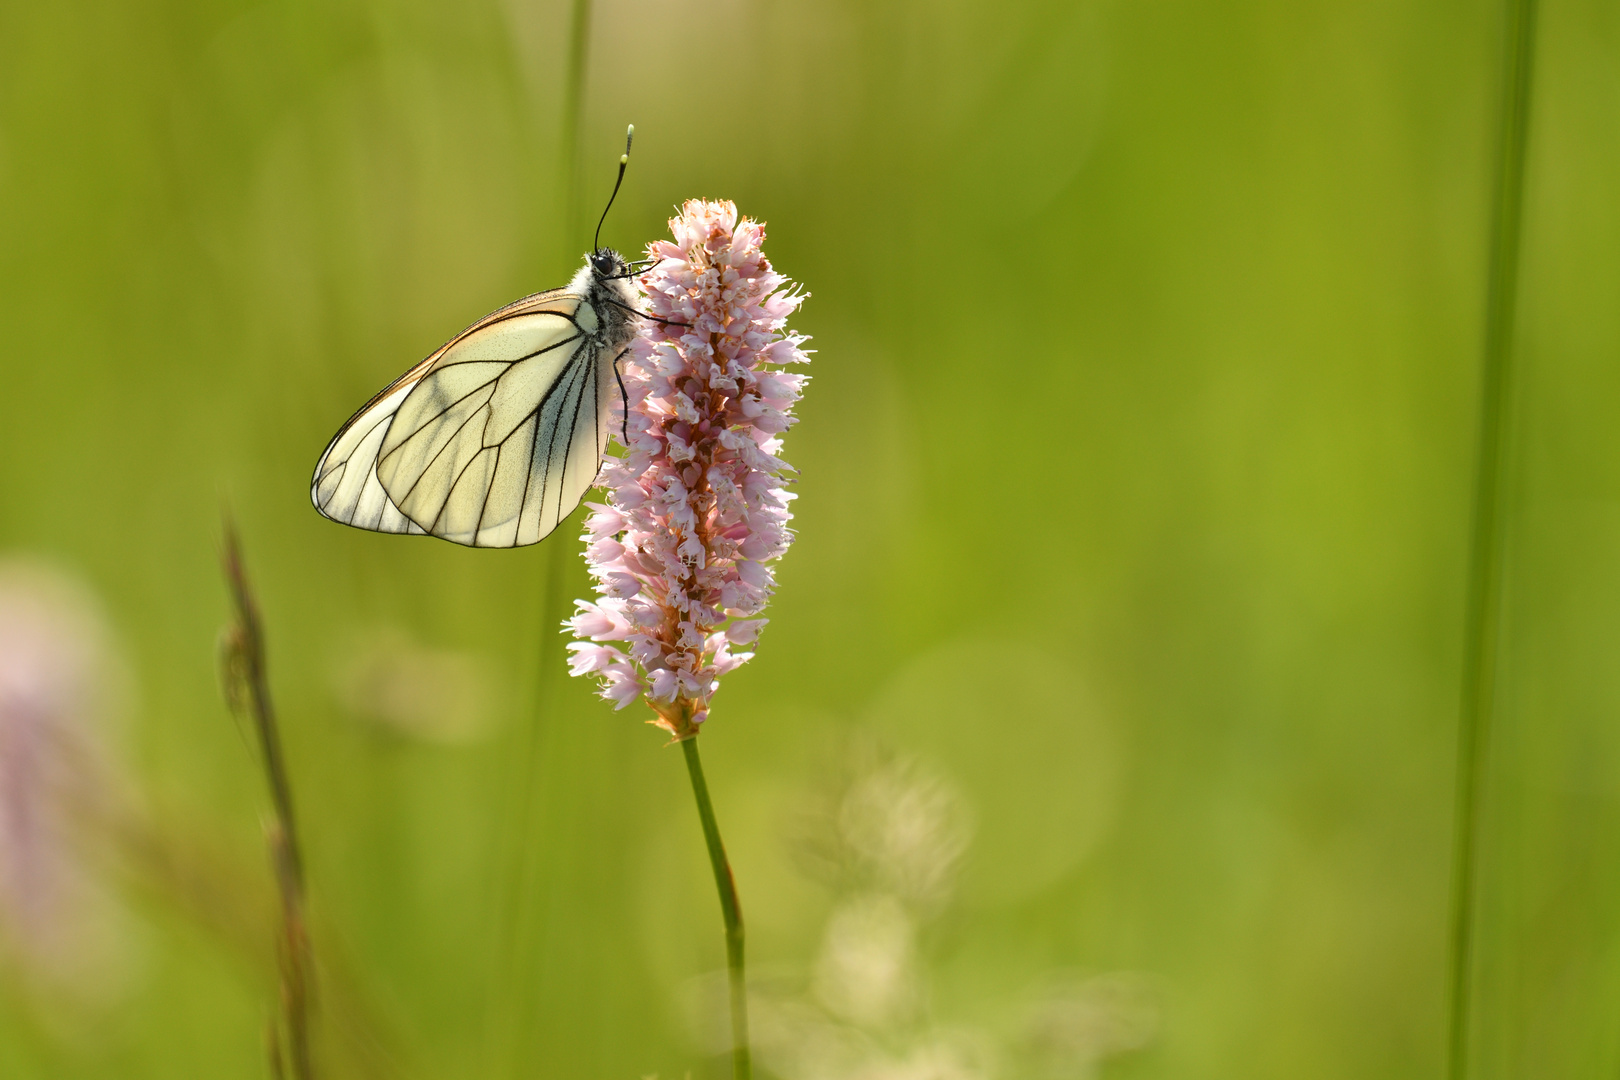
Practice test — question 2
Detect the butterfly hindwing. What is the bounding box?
[311,288,616,547]
[311,373,432,535]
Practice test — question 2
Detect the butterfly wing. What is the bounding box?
[312,288,616,547]
[310,357,435,537]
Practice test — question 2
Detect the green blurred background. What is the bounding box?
[2,0,1618,1076]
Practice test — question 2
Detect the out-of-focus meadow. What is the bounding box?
[2,0,1618,1077]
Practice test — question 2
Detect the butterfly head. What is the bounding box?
[589,247,628,279]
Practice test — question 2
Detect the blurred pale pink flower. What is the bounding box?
[0,560,127,986]
[566,199,809,739]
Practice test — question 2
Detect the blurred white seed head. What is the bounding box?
[1019,972,1160,1077]
[847,1039,990,1080]
[795,744,971,909]
[741,744,981,1080]
[839,758,970,905]
[746,738,1158,1080]
[812,893,916,1028]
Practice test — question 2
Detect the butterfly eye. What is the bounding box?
[591,250,617,275]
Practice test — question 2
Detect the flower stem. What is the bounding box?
[1446,0,1539,1076]
[681,737,751,1080]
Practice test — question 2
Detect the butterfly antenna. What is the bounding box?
[593,124,634,253]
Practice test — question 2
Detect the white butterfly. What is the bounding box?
[311,130,647,548]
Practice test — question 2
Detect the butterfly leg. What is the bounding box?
[606,257,663,280]
[613,348,631,447]
[603,296,691,328]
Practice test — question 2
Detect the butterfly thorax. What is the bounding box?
[571,248,641,351]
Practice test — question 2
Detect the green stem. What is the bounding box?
[1446,0,1538,1077]
[682,737,752,1080]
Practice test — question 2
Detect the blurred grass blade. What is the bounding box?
[1446,0,1540,1076]
[222,521,316,1080]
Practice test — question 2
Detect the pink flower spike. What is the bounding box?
[565,200,810,741]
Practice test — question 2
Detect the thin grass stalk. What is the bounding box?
[548,0,596,622]
[545,0,596,672]
[535,0,596,725]
[530,0,597,696]
[1446,0,1539,1076]
[559,0,593,252]
[681,738,752,1080]
[268,1017,288,1080]
[538,0,596,690]
[222,524,316,1080]
[491,7,597,1070]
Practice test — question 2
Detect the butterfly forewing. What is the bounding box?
[311,286,619,548]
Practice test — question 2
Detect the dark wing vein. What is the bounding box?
[553,356,588,526]
[390,392,493,510]
[477,441,506,537]
[542,347,594,530]
[429,440,493,534]
[424,331,581,373]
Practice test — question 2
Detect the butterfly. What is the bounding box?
[311,127,656,548]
